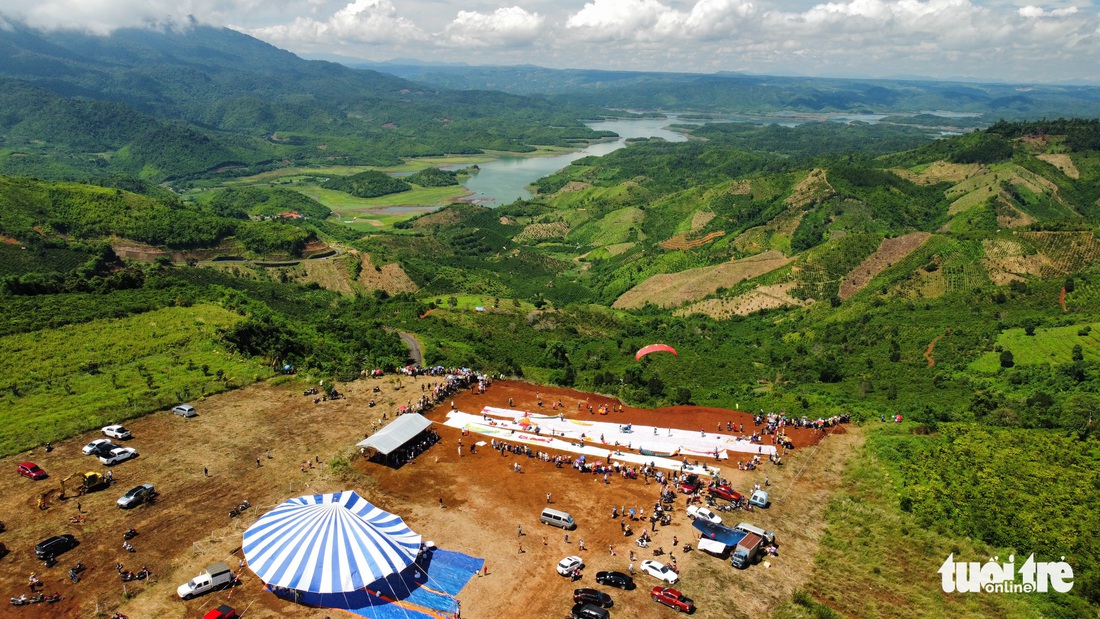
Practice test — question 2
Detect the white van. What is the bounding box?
[540,508,576,530]
[172,404,197,417]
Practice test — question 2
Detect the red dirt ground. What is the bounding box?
[0,377,841,619]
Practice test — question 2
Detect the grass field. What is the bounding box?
[970,322,1100,372]
[774,424,1049,619]
[0,304,272,456]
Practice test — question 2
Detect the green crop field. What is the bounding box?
[0,304,273,456]
[970,322,1100,372]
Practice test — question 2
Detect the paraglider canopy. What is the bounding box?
[636,344,678,362]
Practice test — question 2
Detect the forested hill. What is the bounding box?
[0,23,614,182]
[359,61,1100,120]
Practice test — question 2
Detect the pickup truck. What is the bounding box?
[177,562,236,599]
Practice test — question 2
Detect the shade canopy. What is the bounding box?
[243,491,422,593]
[357,414,433,455]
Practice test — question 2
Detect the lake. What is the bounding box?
[452,110,980,205]
[456,117,691,205]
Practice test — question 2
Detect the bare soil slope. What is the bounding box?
[613,250,792,309]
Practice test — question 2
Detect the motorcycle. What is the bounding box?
[123,541,135,553]
[303,387,318,396]
[10,595,28,606]
[28,594,44,604]
[229,500,251,518]
[45,593,62,604]
[69,514,86,524]
[653,547,665,556]
[120,570,147,582]
[635,538,649,548]
[123,528,138,540]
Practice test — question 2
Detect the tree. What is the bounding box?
[1072,344,1084,362]
[999,349,1015,368]
[674,387,693,405]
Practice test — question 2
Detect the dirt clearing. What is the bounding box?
[0,377,851,619]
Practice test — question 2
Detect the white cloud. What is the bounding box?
[565,0,755,41]
[0,0,1096,83]
[442,6,544,47]
[0,0,299,34]
[243,0,427,46]
[1018,4,1078,17]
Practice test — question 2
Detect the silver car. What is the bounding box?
[172,404,196,417]
[117,484,156,508]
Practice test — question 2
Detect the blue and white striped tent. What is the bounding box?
[243,491,422,593]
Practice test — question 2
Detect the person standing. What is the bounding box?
[546,492,552,504]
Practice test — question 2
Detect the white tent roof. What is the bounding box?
[242,491,421,593]
[357,414,432,455]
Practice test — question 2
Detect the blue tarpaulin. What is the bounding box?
[692,520,747,546]
[273,546,484,619]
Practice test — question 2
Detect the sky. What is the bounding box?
[0,0,1097,83]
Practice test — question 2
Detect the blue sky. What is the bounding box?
[0,0,1096,83]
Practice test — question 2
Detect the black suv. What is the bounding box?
[595,571,634,590]
[35,534,78,559]
[571,602,610,619]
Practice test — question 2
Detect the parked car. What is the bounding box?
[99,446,138,466]
[595,571,634,590]
[708,485,743,502]
[203,605,239,619]
[651,586,695,612]
[678,474,701,494]
[89,442,117,458]
[570,602,610,619]
[82,438,114,456]
[573,588,613,607]
[557,555,584,576]
[173,404,196,417]
[686,505,722,525]
[35,534,78,559]
[640,560,679,584]
[102,425,132,439]
[117,484,156,509]
[18,461,47,480]
[177,562,236,599]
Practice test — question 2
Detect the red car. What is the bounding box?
[203,605,239,619]
[651,586,695,612]
[18,462,47,480]
[708,485,743,502]
[678,474,701,494]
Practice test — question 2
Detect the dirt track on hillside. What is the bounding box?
[0,377,852,619]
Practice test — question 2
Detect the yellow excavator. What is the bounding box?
[60,472,108,499]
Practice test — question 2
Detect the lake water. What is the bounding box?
[453,110,979,205]
[457,117,690,205]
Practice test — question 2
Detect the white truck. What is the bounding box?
[177,562,235,599]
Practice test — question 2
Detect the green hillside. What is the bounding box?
[0,30,1097,615]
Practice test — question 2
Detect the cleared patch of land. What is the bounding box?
[894,161,984,185]
[613,250,792,309]
[785,168,834,209]
[676,282,809,319]
[515,221,570,243]
[1036,153,1080,179]
[839,232,931,300]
